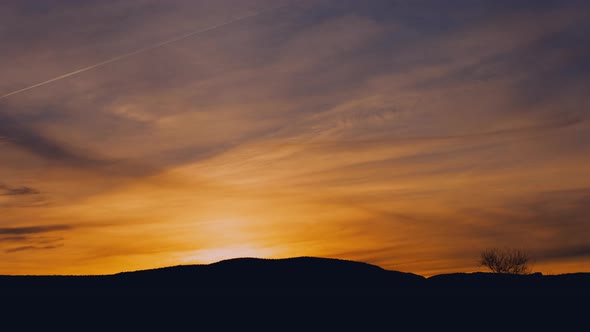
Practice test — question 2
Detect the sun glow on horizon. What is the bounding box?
[178,245,281,265]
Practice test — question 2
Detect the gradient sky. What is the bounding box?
[1,0,589,276]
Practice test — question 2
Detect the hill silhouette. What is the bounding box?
[1,256,588,296]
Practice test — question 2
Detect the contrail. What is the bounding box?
[0,4,285,101]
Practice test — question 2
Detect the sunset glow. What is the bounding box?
[1,0,589,277]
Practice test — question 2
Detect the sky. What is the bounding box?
[1,0,589,277]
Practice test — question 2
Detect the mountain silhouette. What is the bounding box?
[1,256,588,296]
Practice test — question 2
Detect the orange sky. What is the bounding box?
[1,0,589,277]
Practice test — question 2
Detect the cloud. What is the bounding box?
[0,236,28,242]
[431,188,590,262]
[0,112,107,168]
[5,244,64,253]
[0,184,39,196]
[0,225,70,254]
[542,245,590,261]
[0,184,48,208]
[0,109,165,182]
[0,225,72,235]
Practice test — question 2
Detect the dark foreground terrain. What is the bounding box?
[1,257,588,296]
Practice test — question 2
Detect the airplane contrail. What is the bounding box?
[0,4,286,101]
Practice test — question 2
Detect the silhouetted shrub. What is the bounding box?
[479,248,532,274]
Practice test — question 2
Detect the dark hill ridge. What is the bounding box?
[1,256,589,296]
[113,256,423,288]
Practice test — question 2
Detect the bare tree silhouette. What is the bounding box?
[479,248,533,274]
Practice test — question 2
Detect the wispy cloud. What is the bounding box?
[5,244,64,253]
[542,245,590,261]
[0,225,72,235]
[0,225,71,255]
[0,112,107,168]
[0,184,39,196]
